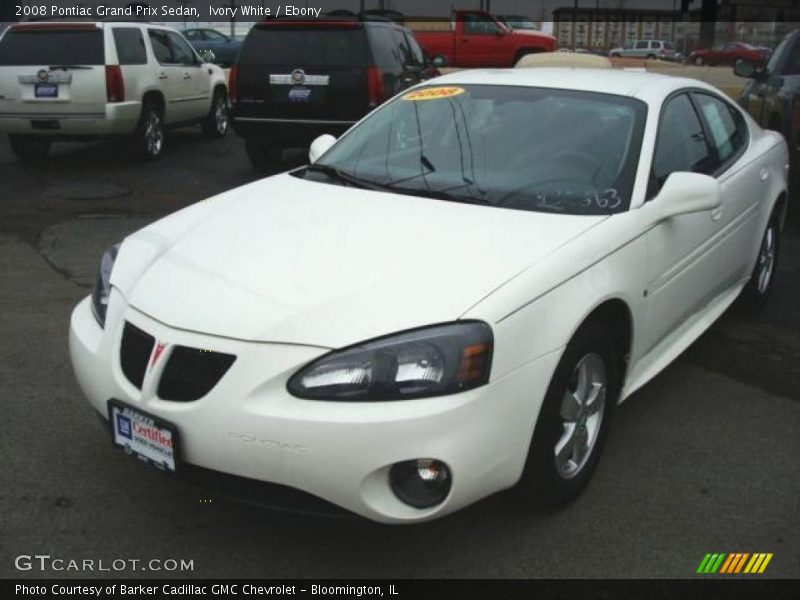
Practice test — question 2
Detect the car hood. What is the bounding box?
[121,173,605,348]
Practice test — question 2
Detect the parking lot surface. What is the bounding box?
[1,131,798,578]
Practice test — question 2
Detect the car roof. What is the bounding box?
[429,68,722,104]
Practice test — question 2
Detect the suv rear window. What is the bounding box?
[241,25,368,67]
[113,28,147,65]
[0,28,104,66]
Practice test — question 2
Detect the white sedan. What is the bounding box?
[69,69,788,523]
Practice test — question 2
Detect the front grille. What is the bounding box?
[120,322,155,389]
[158,346,236,402]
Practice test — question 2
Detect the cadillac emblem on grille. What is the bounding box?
[290,69,306,85]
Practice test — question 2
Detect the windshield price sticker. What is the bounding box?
[403,87,466,101]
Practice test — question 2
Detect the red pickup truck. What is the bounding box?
[413,10,555,68]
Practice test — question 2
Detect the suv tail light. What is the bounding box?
[228,64,239,103]
[367,67,386,108]
[105,65,124,103]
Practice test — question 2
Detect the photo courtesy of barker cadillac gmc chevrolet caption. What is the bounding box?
[0,0,797,596]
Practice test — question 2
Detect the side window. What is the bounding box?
[635,41,649,49]
[184,30,203,41]
[369,27,398,70]
[390,29,412,66]
[113,28,147,65]
[650,41,660,49]
[148,30,173,64]
[693,93,748,166]
[779,36,800,76]
[464,14,502,35]
[404,32,426,66]
[651,94,717,195]
[166,31,196,65]
[205,31,228,42]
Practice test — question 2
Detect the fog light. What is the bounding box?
[389,459,451,509]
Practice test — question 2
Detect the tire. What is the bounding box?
[647,54,657,60]
[694,56,705,66]
[610,53,620,58]
[202,88,229,139]
[739,212,781,313]
[133,102,165,161]
[245,137,282,169]
[518,320,621,508]
[8,135,51,163]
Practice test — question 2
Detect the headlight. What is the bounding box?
[287,321,493,401]
[90,243,120,328]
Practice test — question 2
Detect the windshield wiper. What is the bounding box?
[305,164,386,190]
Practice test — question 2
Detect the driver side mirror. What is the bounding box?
[309,134,337,164]
[734,59,763,79]
[431,54,447,68]
[651,172,721,221]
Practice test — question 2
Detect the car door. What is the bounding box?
[147,29,189,123]
[692,91,764,287]
[643,92,726,351]
[166,30,211,120]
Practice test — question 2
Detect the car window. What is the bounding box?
[0,28,104,66]
[205,30,228,42]
[184,30,203,41]
[242,26,368,67]
[693,93,748,166]
[623,42,633,50]
[113,28,147,66]
[404,32,426,66]
[166,32,196,65]
[148,30,173,64]
[651,93,717,194]
[779,36,800,75]
[650,42,660,49]
[390,29,413,66]
[312,85,647,216]
[464,13,502,35]
[635,41,649,49]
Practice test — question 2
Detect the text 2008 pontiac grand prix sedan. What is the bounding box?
[70,69,788,523]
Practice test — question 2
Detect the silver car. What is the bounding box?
[610,40,676,60]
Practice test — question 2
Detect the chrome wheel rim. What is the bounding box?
[555,352,606,479]
[145,112,163,156]
[756,225,776,294]
[215,96,229,135]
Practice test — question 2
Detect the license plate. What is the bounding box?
[288,87,312,102]
[35,84,58,98]
[108,400,179,473]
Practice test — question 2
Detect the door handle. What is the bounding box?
[711,207,724,221]
[183,73,192,80]
[759,168,770,181]
[158,73,168,80]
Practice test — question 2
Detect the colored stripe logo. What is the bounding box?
[697,553,773,574]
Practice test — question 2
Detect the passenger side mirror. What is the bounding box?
[431,54,447,68]
[652,172,721,221]
[309,134,337,164]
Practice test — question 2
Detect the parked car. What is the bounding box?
[0,21,229,162]
[497,15,539,31]
[70,69,787,523]
[231,17,439,167]
[690,42,769,66]
[414,10,555,68]
[735,30,800,162]
[609,40,676,60]
[184,28,242,67]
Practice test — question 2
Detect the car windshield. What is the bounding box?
[307,85,647,215]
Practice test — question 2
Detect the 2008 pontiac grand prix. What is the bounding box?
[70,69,788,523]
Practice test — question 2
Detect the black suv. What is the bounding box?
[230,18,439,167]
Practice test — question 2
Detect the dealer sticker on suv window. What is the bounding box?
[108,401,177,472]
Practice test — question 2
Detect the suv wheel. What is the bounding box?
[134,103,165,160]
[518,320,620,508]
[9,135,51,164]
[202,88,229,139]
[245,137,282,169]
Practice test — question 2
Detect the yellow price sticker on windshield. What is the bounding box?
[402,87,466,101]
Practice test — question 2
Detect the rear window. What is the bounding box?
[0,28,104,66]
[113,28,147,66]
[240,26,368,67]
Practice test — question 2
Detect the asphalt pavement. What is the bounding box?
[0,130,798,579]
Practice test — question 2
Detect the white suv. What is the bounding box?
[0,21,230,162]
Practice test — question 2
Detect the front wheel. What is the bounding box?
[518,321,620,508]
[739,214,781,313]
[202,88,229,139]
[8,135,51,163]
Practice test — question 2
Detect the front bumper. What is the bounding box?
[69,293,558,523]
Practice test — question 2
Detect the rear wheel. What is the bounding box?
[739,212,781,313]
[518,321,620,508]
[245,137,282,169]
[9,135,51,163]
[202,88,229,139]
[694,56,705,66]
[133,102,165,161]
